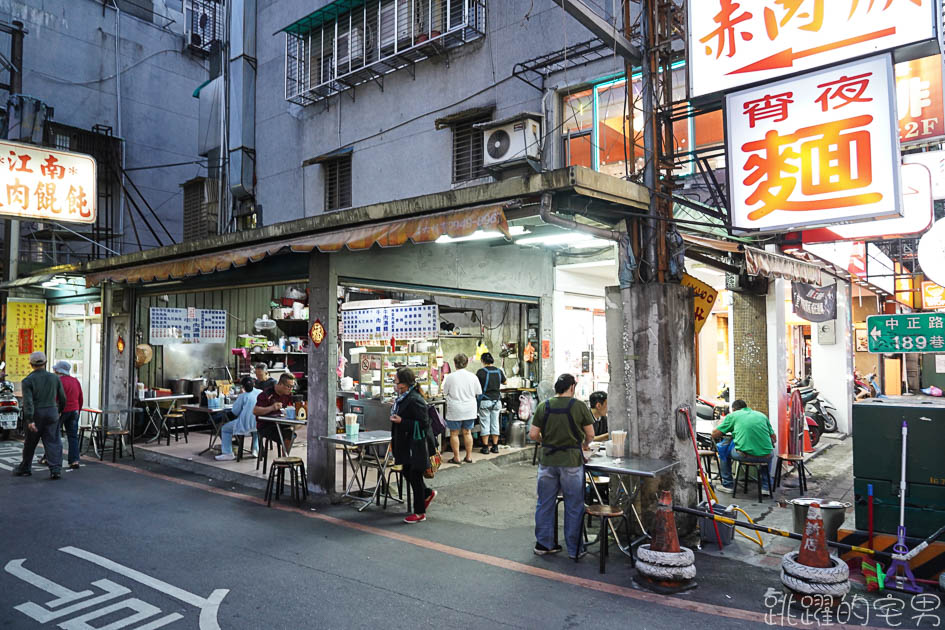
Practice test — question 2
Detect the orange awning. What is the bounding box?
[86,204,509,286]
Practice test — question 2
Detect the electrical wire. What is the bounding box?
[32,49,207,86]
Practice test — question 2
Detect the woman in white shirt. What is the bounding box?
[441,353,482,464]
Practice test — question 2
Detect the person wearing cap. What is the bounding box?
[53,361,84,470]
[14,351,66,479]
[528,373,596,559]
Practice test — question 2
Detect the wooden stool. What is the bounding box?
[732,460,767,503]
[583,504,631,573]
[774,454,809,495]
[265,457,307,507]
[100,410,135,462]
[698,449,718,479]
[164,410,188,445]
[384,464,410,511]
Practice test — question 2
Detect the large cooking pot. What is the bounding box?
[169,379,189,395]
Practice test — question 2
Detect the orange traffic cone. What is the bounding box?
[803,425,814,453]
[650,490,681,553]
[797,502,831,568]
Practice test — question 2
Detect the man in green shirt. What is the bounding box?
[711,399,776,493]
[14,351,66,479]
[528,374,595,559]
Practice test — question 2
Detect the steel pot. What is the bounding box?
[169,379,189,395]
[187,378,207,398]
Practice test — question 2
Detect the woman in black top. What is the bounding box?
[390,367,436,523]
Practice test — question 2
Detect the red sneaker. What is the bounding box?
[424,489,437,510]
[404,513,426,524]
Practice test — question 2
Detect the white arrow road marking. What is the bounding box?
[59,547,228,630]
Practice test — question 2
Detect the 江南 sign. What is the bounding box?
[688,0,937,98]
[867,313,945,353]
[896,54,945,145]
[726,55,901,233]
[0,140,96,224]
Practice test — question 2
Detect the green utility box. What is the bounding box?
[852,399,945,537]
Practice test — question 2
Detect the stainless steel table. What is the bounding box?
[258,415,308,456]
[584,454,679,558]
[138,395,193,443]
[182,404,234,455]
[319,431,396,512]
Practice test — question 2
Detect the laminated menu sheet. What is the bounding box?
[149,307,227,344]
[341,304,438,341]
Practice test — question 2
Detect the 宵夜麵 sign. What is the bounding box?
[921,281,945,310]
[688,0,936,98]
[896,54,945,145]
[726,55,901,233]
[681,273,719,334]
[3,298,46,382]
[0,140,96,224]
[866,313,945,353]
[797,162,932,244]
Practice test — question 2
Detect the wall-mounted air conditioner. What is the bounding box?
[380,0,412,50]
[337,26,364,67]
[478,113,543,170]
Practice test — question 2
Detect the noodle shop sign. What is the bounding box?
[0,140,96,224]
[688,0,937,98]
[726,55,901,233]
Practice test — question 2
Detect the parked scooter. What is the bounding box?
[789,377,837,435]
[0,361,21,441]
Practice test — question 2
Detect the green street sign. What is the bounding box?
[867,314,945,353]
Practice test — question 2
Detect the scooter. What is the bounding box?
[0,361,21,441]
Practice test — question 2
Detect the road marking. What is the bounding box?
[95,459,890,629]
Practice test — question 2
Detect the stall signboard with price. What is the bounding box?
[866,314,945,353]
[0,140,96,223]
[726,55,901,233]
[341,304,438,341]
[688,0,937,98]
[681,273,718,334]
[148,308,226,344]
[3,299,46,382]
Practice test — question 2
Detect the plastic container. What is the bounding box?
[790,498,851,542]
[698,501,736,546]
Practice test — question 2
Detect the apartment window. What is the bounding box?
[187,0,224,54]
[324,155,352,211]
[452,116,489,182]
[284,0,486,105]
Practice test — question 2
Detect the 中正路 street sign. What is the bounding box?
[866,313,945,353]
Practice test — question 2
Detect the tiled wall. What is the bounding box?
[732,292,769,416]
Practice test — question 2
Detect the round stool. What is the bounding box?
[774,454,808,495]
[265,456,307,507]
[697,449,718,479]
[583,504,631,573]
[732,460,767,503]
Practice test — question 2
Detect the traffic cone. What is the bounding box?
[797,502,831,568]
[650,490,681,553]
[803,425,814,453]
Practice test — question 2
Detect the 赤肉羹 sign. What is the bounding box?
[726,55,901,233]
[0,139,96,224]
[688,0,937,98]
[866,313,945,353]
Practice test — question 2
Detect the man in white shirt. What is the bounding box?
[441,353,482,464]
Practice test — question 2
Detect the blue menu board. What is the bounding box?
[149,307,227,345]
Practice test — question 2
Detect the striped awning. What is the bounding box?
[85,204,509,287]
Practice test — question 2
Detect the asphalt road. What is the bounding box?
[0,441,936,629]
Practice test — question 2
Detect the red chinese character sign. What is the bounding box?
[0,139,96,224]
[688,0,936,98]
[896,54,945,145]
[726,55,901,233]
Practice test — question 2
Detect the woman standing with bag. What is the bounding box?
[390,367,436,523]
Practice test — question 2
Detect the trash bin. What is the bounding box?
[790,498,851,542]
[698,501,736,546]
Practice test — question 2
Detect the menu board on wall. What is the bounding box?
[3,298,46,382]
[149,307,227,345]
[342,304,438,341]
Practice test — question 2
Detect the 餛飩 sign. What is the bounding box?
[726,55,901,233]
[866,313,945,353]
[688,0,937,98]
[0,140,96,224]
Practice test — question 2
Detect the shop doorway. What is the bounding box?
[47,303,102,410]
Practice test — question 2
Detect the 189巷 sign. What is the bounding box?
[0,139,96,224]
[866,314,945,353]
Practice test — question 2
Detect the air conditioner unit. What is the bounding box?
[337,26,364,67]
[380,0,412,50]
[187,0,222,54]
[479,113,542,169]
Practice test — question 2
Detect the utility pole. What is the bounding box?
[4,20,25,282]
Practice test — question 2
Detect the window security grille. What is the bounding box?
[452,116,489,182]
[187,0,224,55]
[286,0,486,105]
[325,156,352,211]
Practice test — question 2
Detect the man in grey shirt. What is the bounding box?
[14,351,66,480]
